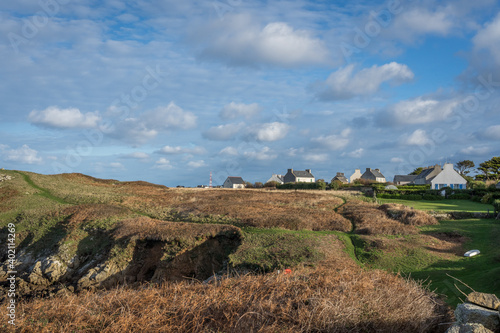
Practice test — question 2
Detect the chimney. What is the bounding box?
[366,168,371,172]
[305,169,311,174]
[375,169,380,172]
[337,172,343,176]
[288,169,292,173]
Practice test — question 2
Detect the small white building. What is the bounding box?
[430,163,467,190]
[349,169,362,183]
[283,169,315,183]
[266,174,284,185]
[361,168,386,183]
[223,176,246,189]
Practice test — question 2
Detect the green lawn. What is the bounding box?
[377,198,494,213]
[365,219,500,307]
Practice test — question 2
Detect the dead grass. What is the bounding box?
[13,263,450,333]
[379,203,438,226]
[123,189,352,232]
[113,217,242,242]
[338,201,419,235]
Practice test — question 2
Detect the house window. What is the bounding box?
[450,184,454,189]
[435,184,438,190]
[459,184,463,189]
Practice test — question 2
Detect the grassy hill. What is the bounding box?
[5,170,498,332]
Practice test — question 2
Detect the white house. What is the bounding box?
[266,174,284,185]
[223,177,246,189]
[283,169,315,183]
[349,169,362,183]
[430,163,467,190]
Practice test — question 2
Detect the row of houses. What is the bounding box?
[223,163,481,190]
[223,167,387,188]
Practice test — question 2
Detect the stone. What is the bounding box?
[455,303,500,332]
[466,292,500,310]
[446,323,494,333]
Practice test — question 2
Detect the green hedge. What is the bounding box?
[278,182,326,190]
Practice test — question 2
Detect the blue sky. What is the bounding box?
[1,0,500,186]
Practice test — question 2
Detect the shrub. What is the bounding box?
[493,199,500,214]
[448,193,471,200]
[422,194,442,200]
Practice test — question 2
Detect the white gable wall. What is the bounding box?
[431,164,467,190]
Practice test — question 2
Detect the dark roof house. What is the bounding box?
[223,176,245,189]
[413,165,442,185]
[393,175,418,185]
[283,169,315,183]
[331,172,349,184]
[361,168,386,183]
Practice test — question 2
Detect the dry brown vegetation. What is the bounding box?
[338,201,437,235]
[123,189,352,232]
[113,217,242,242]
[13,262,450,333]
[379,203,439,226]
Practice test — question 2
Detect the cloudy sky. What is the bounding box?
[1,0,500,186]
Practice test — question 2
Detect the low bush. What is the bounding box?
[447,193,471,200]
[422,194,442,200]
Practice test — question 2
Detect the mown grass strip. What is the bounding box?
[15,171,71,205]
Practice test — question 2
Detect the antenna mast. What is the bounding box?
[209,171,213,188]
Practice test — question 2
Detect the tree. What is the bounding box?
[254,182,263,188]
[410,167,423,175]
[478,157,500,180]
[264,181,279,188]
[245,181,254,188]
[455,160,475,175]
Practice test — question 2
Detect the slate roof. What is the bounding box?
[370,169,385,178]
[414,165,441,183]
[393,175,417,183]
[292,170,314,178]
[227,177,245,184]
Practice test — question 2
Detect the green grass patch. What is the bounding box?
[377,198,494,212]
[412,219,500,306]
[230,228,329,272]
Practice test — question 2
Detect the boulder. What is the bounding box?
[455,303,500,332]
[446,323,494,333]
[466,292,500,311]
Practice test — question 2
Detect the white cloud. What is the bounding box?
[29,106,101,129]
[243,146,277,161]
[385,97,459,125]
[108,102,196,145]
[250,122,290,142]
[220,102,262,120]
[158,145,206,155]
[286,147,304,157]
[473,12,500,64]
[187,160,206,168]
[197,15,330,67]
[311,128,351,150]
[391,8,455,41]
[391,157,405,163]
[405,129,432,146]
[124,152,150,159]
[460,146,491,155]
[153,158,173,170]
[203,122,244,141]
[318,62,414,100]
[484,125,500,140]
[110,162,125,170]
[303,153,328,163]
[144,102,197,130]
[0,144,8,151]
[4,145,43,164]
[219,146,239,156]
[343,148,364,158]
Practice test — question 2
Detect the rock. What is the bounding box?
[455,303,500,332]
[446,323,494,333]
[42,258,67,283]
[466,292,500,311]
[28,262,49,286]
